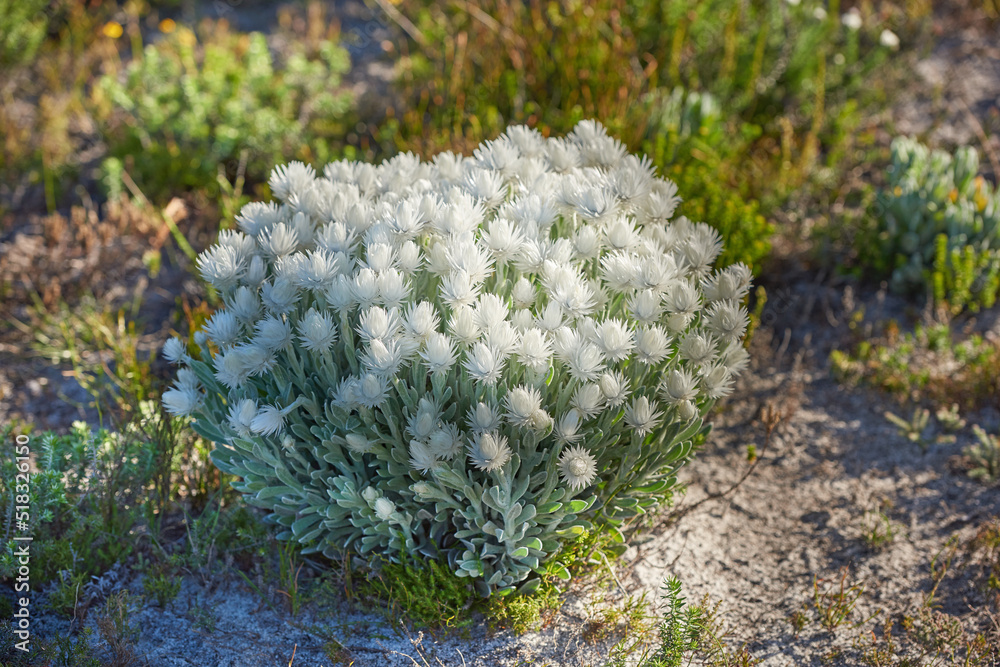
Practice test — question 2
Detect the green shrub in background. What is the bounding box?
[0,0,51,67]
[861,137,1000,313]
[0,407,188,586]
[641,88,773,272]
[94,23,353,203]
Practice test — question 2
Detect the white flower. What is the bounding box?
[250,404,286,436]
[512,278,536,309]
[565,341,605,382]
[555,409,584,444]
[356,372,389,408]
[813,6,827,20]
[325,275,355,312]
[162,337,188,365]
[294,249,342,291]
[428,423,463,460]
[704,300,749,344]
[467,432,511,472]
[398,240,422,273]
[227,399,258,438]
[719,342,751,375]
[629,289,663,323]
[269,162,316,201]
[677,400,699,421]
[351,268,380,309]
[236,201,282,237]
[879,29,899,50]
[660,368,699,404]
[377,269,410,308]
[474,294,510,330]
[440,270,481,307]
[702,263,752,302]
[261,278,300,315]
[535,302,565,331]
[420,333,457,374]
[681,224,723,276]
[517,328,553,373]
[639,179,680,224]
[345,432,375,454]
[448,305,481,345]
[228,286,261,324]
[463,342,505,385]
[373,497,397,521]
[700,363,735,399]
[357,306,400,343]
[598,371,630,408]
[161,386,201,417]
[483,320,520,358]
[679,331,718,368]
[841,8,862,30]
[482,217,525,264]
[595,318,634,362]
[624,396,662,436]
[298,308,338,352]
[198,244,246,291]
[409,439,440,474]
[505,385,543,428]
[315,221,356,255]
[244,255,267,286]
[467,402,502,433]
[260,222,300,259]
[360,338,404,377]
[571,383,605,419]
[403,302,439,342]
[635,325,671,365]
[255,316,293,351]
[663,280,701,315]
[558,445,598,490]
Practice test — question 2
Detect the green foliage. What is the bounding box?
[94,591,141,667]
[612,577,759,667]
[860,509,897,552]
[486,580,561,634]
[646,577,705,665]
[831,322,1000,410]
[966,426,1000,484]
[361,553,475,629]
[0,626,101,667]
[860,137,1000,313]
[142,562,181,607]
[94,22,353,202]
[641,88,773,272]
[0,0,50,67]
[813,568,866,632]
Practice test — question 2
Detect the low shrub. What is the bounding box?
[831,322,1000,410]
[165,121,752,596]
[860,136,1000,313]
[94,21,353,202]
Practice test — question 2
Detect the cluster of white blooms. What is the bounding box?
[164,121,751,594]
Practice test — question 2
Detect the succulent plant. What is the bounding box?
[874,137,1000,310]
[163,121,751,596]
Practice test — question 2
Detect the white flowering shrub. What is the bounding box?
[162,121,751,596]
